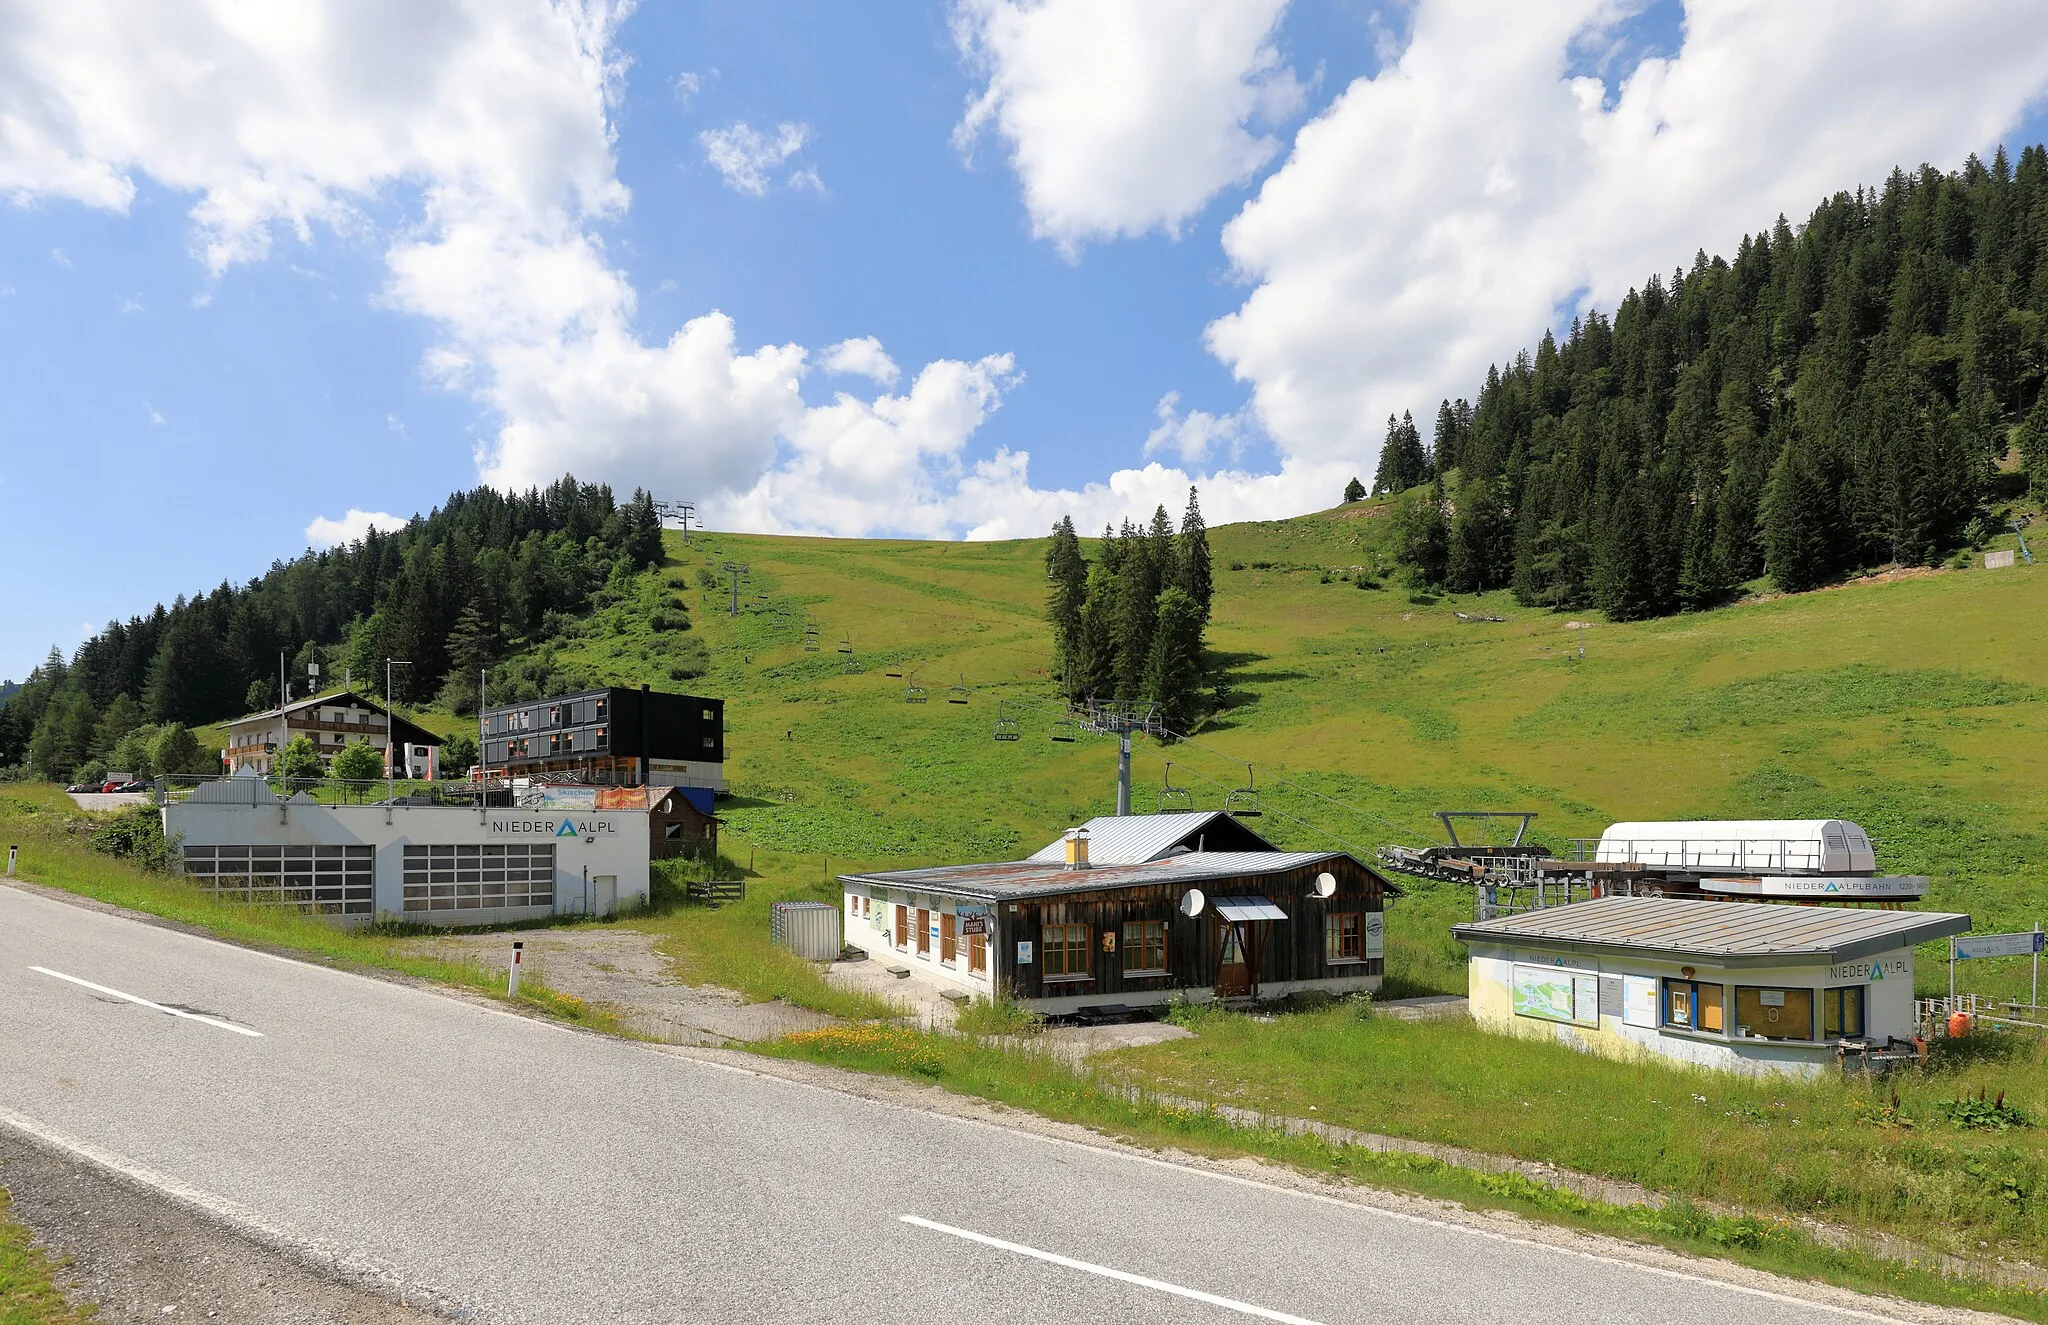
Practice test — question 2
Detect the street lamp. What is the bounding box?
[385,658,413,804]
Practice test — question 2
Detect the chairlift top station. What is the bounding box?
[1380,813,1927,907]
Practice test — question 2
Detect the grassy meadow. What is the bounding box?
[559,504,2048,1003]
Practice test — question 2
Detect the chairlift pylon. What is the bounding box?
[1225,763,1264,818]
[993,700,1021,742]
[1157,760,1193,813]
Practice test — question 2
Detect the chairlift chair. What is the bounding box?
[904,673,928,704]
[1225,763,1264,818]
[837,636,853,654]
[1157,761,1194,812]
[947,673,970,705]
[884,666,904,679]
[992,700,1021,742]
[1047,716,1078,743]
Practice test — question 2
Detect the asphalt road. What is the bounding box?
[1,884,1932,1325]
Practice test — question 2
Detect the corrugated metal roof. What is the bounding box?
[842,850,1358,901]
[1452,896,1969,967]
[1024,811,1271,864]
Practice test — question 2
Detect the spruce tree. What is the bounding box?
[1168,486,1212,621]
[1043,516,1087,689]
[2018,394,2048,501]
[1761,429,1839,591]
[1144,588,1205,736]
[1071,563,1118,702]
[1433,399,1463,475]
[1343,477,1365,503]
[1111,520,1162,699]
[1396,478,1450,585]
[1372,412,1430,496]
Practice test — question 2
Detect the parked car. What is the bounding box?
[99,780,125,794]
[64,782,98,794]
[114,780,151,794]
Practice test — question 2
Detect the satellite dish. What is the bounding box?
[1179,888,1206,918]
[1313,872,1336,899]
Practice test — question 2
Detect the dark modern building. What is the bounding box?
[479,685,724,790]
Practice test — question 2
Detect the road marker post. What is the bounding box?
[509,941,523,998]
[5,845,15,878]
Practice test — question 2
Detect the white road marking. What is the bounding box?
[30,966,263,1038]
[901,1215,1327,1325]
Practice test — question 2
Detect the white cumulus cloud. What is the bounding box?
[1207,0,2048,472]
[952,0,1301,255]
[0,1,1013,535]
[1143,390,1248,464]
[820,335,900,386]
[306,508,406,548]
[699,120,814,197]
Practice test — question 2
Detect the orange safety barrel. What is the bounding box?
[1948,1011,1974,1039]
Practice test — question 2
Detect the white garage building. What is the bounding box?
[165,779,650,925]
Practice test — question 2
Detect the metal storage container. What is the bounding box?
[770,900,841,961]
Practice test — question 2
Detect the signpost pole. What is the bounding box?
[2035,922,2042,1011]
[1949,936,1956,1006]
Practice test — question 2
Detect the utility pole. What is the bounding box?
[479,667,489,804]
[1118,731,1132,816]
[385,658,412,803]
[1084,700,1157,817]
[654,499,698,543]
[720,561,748,617]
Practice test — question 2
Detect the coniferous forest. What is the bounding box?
[1380,145,2048,617]
[0,478,664,780]
[1045,488,1213,736]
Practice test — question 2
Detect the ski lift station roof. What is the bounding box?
[842,849,1400,903]
[1024,811,1278,865]
[1595,819,1877,875]
[1454,896,1967,968]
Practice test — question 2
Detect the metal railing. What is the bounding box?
[157,774,509,807]
[1564,838,1826,871]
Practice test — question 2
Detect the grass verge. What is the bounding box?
[0,1187,91,1324]
[760,1024,2048,1321]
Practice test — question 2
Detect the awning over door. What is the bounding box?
[1214,896,1287,922]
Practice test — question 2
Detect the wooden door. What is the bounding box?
[895,904,909,950]
[1216,920,1250,997]
[916,908,930,956]
[941,912,957,964]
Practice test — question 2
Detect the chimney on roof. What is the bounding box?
[1063,826,1091,871]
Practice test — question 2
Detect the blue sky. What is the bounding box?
[4,0,2047,684]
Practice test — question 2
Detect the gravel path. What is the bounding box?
[399,926,836,1044]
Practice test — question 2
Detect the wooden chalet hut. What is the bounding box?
[649,785,720,861]
[839,822,1400,1015]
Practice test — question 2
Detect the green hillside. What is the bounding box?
[525,501,2048,999]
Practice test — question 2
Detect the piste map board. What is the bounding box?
[1511,964,1598,1027]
